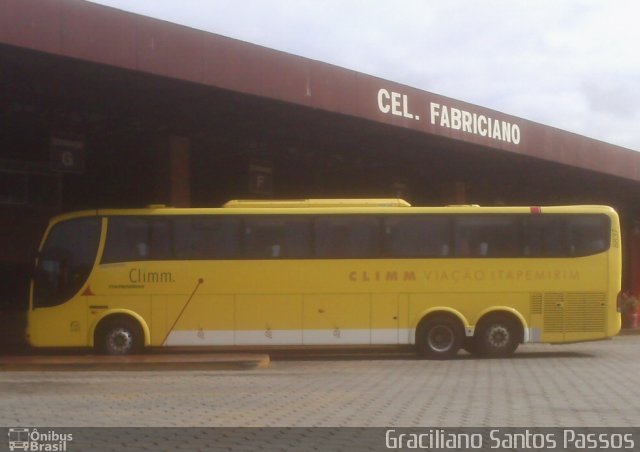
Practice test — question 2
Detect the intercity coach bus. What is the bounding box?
[27,199,621,359]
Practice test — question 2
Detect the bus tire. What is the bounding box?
[476,314,520,357]
[415,315,463,360]
[95,316,144,355]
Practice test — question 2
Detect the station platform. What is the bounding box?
[0,352,270,371]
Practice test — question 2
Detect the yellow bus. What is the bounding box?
[27,199,621,359]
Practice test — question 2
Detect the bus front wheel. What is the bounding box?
[416,316,463,359]
[95,317,144,355]
[476,315,520,357]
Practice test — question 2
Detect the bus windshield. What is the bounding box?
[32,217,101,308]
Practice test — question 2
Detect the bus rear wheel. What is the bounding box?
[95,317,144,355]
[416,316,463,360]
[476,315,519,357]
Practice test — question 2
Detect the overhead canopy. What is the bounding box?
[1,0,638,181]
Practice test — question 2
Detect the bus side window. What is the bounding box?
[383,216,450,258]
[323,225,349,255]
[568,215,609,256]
[315,217,380,258]
[103,217,149,263]
[173,217,242,259]
[455,233,471,257]
[148,219,172,259]
[136,242,149,259]
[454,216,519,257]
[102,217,172,262]
[522,216,566,257]
[245,217,311,259]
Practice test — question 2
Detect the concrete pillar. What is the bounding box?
[443,181,467,204]
[154,135,191,207]
[168,136,191,207]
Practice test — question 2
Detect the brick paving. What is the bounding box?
[0,336,639,429]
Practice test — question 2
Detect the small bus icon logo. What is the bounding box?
[7,428,29,451]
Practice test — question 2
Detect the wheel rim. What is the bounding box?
[106,327,133,354]
[486,324,510,349]
[427,325,455,352]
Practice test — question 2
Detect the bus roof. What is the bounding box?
[44,202,618,224]
[222,199,412,208]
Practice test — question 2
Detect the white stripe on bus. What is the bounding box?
[165,329,414,346]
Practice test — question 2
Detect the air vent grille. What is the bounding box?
[565,293,606,332]
[530,293,542,314]
[543,293,564,333]
[532,292,607,334]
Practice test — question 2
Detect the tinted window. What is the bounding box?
[102,217,172,263]
[315,217,380,258]
[33,217,101,307]
[523,216,566,257]
[568,215,610,256]
[95,213,610,263]
[173,216,241,259]
[454,216,520,257]
[384,216,450,257]
[245,217,311,259]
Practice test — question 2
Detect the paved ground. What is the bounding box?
[1,336,639,429]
